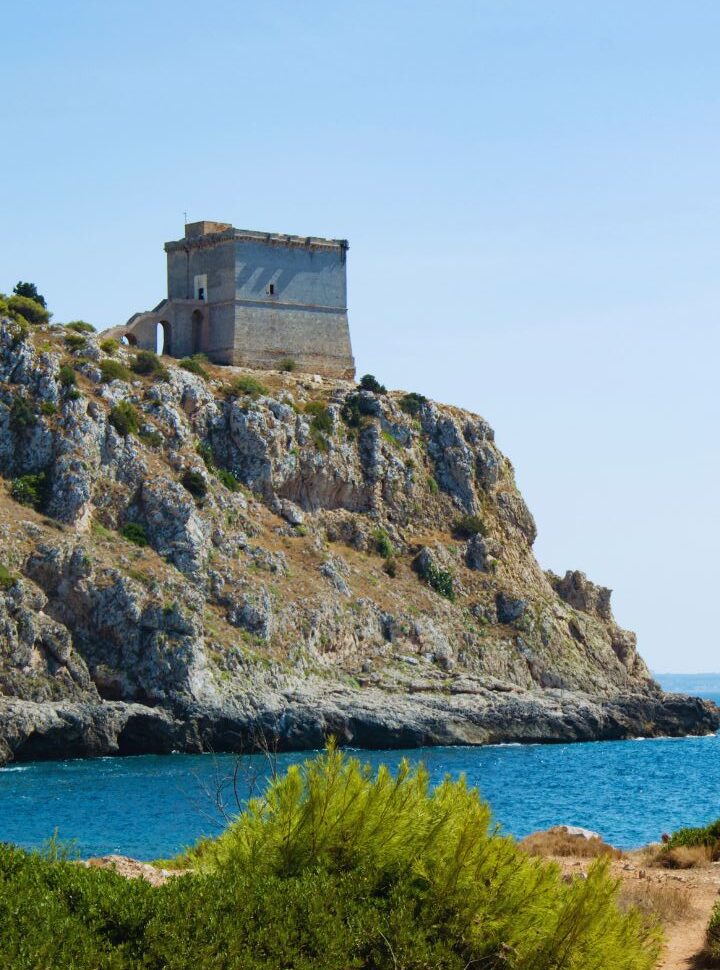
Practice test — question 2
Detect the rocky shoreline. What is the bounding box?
[1,686,717,766]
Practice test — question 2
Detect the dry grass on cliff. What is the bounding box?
[617,880,695,927]
[520,826,622,859]
[636,844,714,869]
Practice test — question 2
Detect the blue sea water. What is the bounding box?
[0,673,718,860]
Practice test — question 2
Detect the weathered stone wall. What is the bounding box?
[231,304,353,377]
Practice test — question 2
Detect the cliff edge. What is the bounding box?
[0,316,715,764]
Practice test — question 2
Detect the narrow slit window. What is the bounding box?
[269,283,275,295]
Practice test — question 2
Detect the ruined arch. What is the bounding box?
[191,309,204,354]
[156,320,172,356]
[121,333,138,347]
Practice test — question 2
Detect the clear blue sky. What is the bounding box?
[2,1,718,673]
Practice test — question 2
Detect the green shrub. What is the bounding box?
[226,375,268,398]
[373,527,394,558]
[707,900,720,962]
[132,350,167,379]
[99,337,120,355]
[13,281,46,308]
[399,391,427,416]
[305,400,333,434]
[453,514,488,539]
[8,294,50,325]
[64,332,87,351]
[0,564,17,589]
[9,396,35,430]
[11,472,48,511]
[340,391,377,428]
[217,468,241,492]
[66,320,96,333]
[664,817,720,856]
[40,401,57,416]
[181,469,208,500]
[121,522,148,547]
[197,442,215,471]
[180,354,209,379]
[416,554,455,601]
[173,747,660,970]
[359,373,387,394]
[100,359,132,382]
[279,358,296,372]
[58,364,77,388]
[109,401,140,436]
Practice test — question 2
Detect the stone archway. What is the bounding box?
[191,309,204,354]
[156,320,172,356]
[121,333,138,347]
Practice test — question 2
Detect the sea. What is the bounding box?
[1,673,719,860]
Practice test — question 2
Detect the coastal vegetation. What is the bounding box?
[0,748,661,969]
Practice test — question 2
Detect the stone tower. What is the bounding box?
[114,221,355,379]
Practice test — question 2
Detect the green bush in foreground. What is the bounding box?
[0,750,661,970]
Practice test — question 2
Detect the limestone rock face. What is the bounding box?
[0,318,715,764]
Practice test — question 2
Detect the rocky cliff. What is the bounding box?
[0,316,715,764]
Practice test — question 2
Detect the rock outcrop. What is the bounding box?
[0,317,716,764]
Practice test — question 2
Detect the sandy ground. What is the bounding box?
[553,854,720,970]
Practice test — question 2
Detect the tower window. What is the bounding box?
[268,283,275,296]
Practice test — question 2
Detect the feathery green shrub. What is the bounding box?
[66,320,96,333]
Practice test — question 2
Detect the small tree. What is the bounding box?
[13,282,46,308]
[359,374,387,394]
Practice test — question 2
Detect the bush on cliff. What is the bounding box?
[101,359,133,383]
[7,294,50,326]
[109,402,139,436]
[132,350,168,380]
[0,749,661,970]
[11,472,48,511]
[663,817,720,859]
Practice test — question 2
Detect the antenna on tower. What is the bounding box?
[183,210,188,226]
